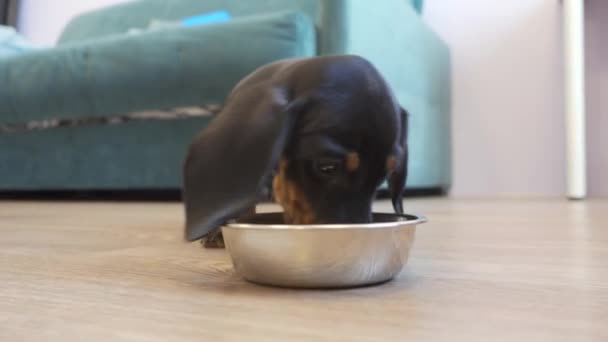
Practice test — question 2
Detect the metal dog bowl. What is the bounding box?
[221,212,427,288]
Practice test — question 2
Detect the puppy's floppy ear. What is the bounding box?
[388,107,409,215]
[182,87,303,241]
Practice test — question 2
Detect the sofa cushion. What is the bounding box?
[58,0,319,44]
[0,11,315,123]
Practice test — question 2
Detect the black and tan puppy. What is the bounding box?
[182,54,408,245]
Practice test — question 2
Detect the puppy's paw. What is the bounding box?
[201,228,224,249]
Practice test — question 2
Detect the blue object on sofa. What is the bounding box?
[181,10,231,27]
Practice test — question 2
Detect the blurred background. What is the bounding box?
[1,0,605,198]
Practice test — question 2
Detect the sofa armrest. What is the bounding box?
[320,0,452,188]
[320,0,448,105]
[0,11,314,123]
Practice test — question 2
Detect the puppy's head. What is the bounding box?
[182,56,408,241]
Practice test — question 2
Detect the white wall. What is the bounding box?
[16,0,129,45]
[423,0,567,197]
[15,0,604,197]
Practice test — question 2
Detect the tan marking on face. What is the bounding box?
[386,156,397,174]
[272,159,315,224]
[345,152,360,172]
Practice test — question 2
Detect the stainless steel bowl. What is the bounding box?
[221,212,427,288]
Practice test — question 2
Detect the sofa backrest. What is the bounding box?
[58,0,422,45]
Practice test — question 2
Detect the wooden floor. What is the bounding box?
[1,198,607,341]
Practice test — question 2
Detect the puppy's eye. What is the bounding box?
[313,159,342,178]
[319,163,338,174]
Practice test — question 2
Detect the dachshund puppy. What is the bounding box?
[182,54,408,245]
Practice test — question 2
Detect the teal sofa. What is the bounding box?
[0,0,451,195]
